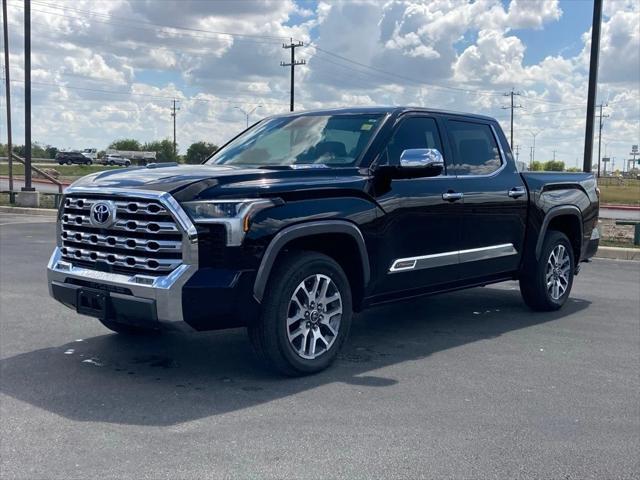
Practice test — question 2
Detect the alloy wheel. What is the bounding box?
[546,244,570,300]
[286,273,342,360]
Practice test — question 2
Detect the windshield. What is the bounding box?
[207,114,383,168]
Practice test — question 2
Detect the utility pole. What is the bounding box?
[281,39,305,112]
[595,102,609,178]
[23,0,33,192]
[552,150,557,161]
[583,0,603,173]
[514,144,520,162]
[502,88,522,149]
[2,0,13,195]
[171,99,180,157]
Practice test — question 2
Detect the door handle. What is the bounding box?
[508,186,526,198]
[442,192,464,202]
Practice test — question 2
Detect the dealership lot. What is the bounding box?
[1,214,638,479]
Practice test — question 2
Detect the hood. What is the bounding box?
[68,163,371,202]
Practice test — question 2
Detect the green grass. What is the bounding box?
[599,184,640,206]
[0,164,122,182]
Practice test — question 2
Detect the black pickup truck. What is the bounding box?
[47,107,600,375]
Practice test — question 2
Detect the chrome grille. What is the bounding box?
[60,195,184,276]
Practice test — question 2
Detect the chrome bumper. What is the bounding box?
[47,245,196,324]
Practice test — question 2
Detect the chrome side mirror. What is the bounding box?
[399,148,445,169]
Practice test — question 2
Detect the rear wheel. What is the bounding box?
[109,160,115,166]
[248,251,353,376]
[520,230,574,311]
[86,160,92,165]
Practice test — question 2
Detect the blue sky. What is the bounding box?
[1,0,638,169]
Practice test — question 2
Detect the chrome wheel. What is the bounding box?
[286,273,342,360]
[546,244,571,300]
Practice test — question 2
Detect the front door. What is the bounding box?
[372,115,462,296]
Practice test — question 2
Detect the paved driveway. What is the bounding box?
[1,216,638,479]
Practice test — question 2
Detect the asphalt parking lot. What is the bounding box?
[1,213,638,480]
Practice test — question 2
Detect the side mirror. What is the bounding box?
[400,148,445,170]
[378,148,444,179]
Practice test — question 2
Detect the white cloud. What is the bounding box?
[0,0,636,169]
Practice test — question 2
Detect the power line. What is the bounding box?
[21,0,292,42]
[5,77,288,106]
[306,43,504,98]
[281,39,305,112]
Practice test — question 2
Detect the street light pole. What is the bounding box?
[234,105,262,129]
[2,0,13,196]
[528,130,541,168]
[23,0,33,192]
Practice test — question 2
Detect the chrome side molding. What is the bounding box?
[389,243,517,273]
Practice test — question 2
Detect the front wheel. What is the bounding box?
[248,251,353,376]
[86,160,92,165]
[520,230,575,311]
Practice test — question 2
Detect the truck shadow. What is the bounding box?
[0,284,590,426]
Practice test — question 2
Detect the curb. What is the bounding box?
[601,204,640,211]
[0,205,57,216]
[595,246,640,261]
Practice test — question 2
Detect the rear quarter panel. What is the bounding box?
[520,172,599,262]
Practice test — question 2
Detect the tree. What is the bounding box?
[530,161,543,171]
[543,160,565,171]
[45,145,59,159]
[143,139,177,163]
[186,141,218,164]
[108,138,141,151]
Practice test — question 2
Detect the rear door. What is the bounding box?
[372,114,462,295]
[444,118,527,279]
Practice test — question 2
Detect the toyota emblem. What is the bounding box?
[90,201,116,227]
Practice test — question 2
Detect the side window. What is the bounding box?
[447,120,502,175]
[385,117,445,168]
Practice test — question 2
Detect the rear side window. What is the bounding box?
[385,117,444,167]
[447,120,502,175]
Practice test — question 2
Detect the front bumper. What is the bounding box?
[47,247,258,330]
[47,247,196,324]
[583,226,600,261]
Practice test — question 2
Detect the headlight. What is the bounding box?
[181,199,279,246]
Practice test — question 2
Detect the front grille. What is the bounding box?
[60,195,184,276]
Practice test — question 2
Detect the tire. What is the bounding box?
[520,230,575,311]
[98,318,159,335]
[86,160,92,165]
[125,161,130,167]
[248,251,353,376]
[109,160,115,166]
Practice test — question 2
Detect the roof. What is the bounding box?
[273,106,497,122]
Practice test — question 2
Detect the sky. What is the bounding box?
[0,0,639,170]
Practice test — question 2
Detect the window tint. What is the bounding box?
[447,121,502,175]
[385,117,444,167]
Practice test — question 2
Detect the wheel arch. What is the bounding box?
[535,205,583,261]
[253,220,371,309]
